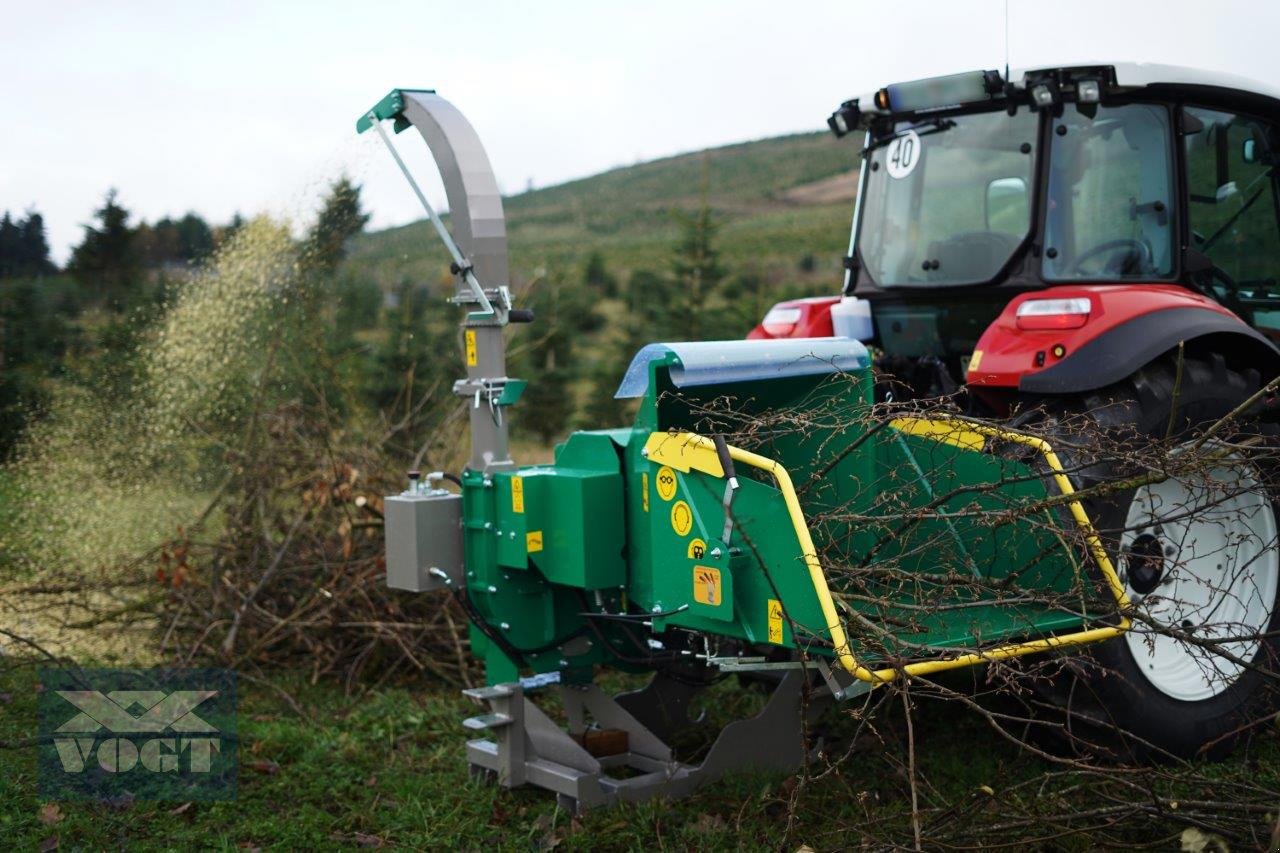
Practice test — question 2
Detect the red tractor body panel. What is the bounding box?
[966,284,1238,388]
[747,295,840,340]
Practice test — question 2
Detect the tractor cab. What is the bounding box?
[761,64,1280,406]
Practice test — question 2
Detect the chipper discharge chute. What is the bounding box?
[361,79,1279,811]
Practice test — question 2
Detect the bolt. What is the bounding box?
[509,531,516,540]
[651,604,663,614]
[641,448,649,457]
[487,585,498,593]
[500,622,511,630]
[484,522,492,530]
[709,547,722,558]
[559,659,570,667]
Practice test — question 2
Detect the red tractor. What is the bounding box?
[753,63,1280,756]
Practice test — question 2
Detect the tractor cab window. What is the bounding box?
[1043,103,1176,281]
[1182,106,1280,331]
[857,108,1037,287]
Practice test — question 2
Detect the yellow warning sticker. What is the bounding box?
[655,465,678,502]
[670,500,693,537]
[465,330,478,367]
[687,538,707,560]
[693,566,722,606]
[967,349,983,372]
[767,599,784,644]
[526,530,543,553]
[642,472,649,513]
[511,475,524,513]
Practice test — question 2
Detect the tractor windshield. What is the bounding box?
[857,109,1038,287]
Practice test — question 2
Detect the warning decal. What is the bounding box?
[694,566,722,606]
[526,530,543,552]
[511,476,524,513]
[642,473,649,513]
[767,599,784,644]
[655,466,678,501]
[687,538,707,560]
[465,329,478,367]
[670,500,693,537]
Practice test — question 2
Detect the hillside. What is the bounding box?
[349,130,863,294]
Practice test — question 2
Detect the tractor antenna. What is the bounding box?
[1003,0,1010,84]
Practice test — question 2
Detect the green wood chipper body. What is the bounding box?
[364,88,1124,812]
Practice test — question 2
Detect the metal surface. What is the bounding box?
[464,671,829,813]
[362,89,516,472]
[384,491,463,592]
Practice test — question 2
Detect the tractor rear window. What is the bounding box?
[857,109,1037,287]
[1042,103,1176,281]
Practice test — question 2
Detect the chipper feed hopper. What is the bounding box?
[361,77,1280,810]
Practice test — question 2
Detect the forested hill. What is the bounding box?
[349,130,863,292]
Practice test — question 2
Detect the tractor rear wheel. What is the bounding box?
[1031,357,1280,760]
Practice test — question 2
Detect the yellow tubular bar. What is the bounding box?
[644,422,1131,684]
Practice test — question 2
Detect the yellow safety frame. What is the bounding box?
[644,418,1132,684]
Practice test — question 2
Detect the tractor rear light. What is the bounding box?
[1015,297,1091,330]
[761,306,803,337]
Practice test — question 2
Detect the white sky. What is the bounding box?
[3,0,1279,264]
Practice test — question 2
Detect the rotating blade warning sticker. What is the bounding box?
[670,500,693,537]
[526,530,543,552]
[465,329,478,367]
[656,466,678,501]
[767,599,784,644]
[694,566,721,606]
[511,476,524,513]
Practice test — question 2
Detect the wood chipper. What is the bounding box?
[360,68,1280,811]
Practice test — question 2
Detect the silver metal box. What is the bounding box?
[385,491,464,592]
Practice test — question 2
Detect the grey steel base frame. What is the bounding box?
[462,670,830,813]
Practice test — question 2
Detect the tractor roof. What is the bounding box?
[835,63,1280,134]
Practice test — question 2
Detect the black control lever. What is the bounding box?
[713,434,739,544]
[508,308,535,323]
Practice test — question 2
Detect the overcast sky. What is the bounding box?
[4,0,1279,264]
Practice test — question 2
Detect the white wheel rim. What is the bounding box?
[1121,443,1278,701]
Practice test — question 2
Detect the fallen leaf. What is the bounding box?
[1180,826,1230,853]
[169,802,193,816]
[38,803,63,825]
[979,784,995,796]
[365,774,378,787]
[247,760,280,775]
[38,835,58,852]
[0,691,13,704]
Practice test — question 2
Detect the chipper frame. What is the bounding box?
[361,90,1130,812]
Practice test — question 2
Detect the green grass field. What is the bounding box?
[5,660,1276,850]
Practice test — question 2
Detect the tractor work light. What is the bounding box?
[828,99,861,137]
[1076,78,1101,103]
[1016,297,1091,330]
[1029,80,1061,110]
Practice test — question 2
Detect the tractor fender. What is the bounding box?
[967,284,1280,395]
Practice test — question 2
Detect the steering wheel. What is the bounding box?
[1198,262,1251,319]
[1072,238,1153,276]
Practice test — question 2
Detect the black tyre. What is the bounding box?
[1028,357,1280,761]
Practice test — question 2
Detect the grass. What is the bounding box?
[5,658,1274,850]
[0,661,1019,850]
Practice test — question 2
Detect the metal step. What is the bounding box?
[463,713,514,731]
[463,685,514,701]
